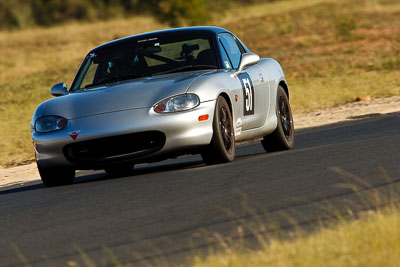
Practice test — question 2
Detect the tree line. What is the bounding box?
[0,0,268,30]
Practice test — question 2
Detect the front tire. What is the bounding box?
[37,163,75,187]
[261,85,294,152]
[201,96,235,164]
[104,163,134,177]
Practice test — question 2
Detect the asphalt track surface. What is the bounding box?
[1,113,400,266]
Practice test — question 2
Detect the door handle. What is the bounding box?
[258,73,265,83]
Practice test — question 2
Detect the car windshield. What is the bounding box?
[71,35,218,91]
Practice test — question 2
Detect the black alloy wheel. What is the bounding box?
[201,96,235,164]
[261,85,294,152]
[278,92,294,140]
[219,105,234,154]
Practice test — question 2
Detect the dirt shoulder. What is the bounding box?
[2,95,400,188]
[294,95,400,129]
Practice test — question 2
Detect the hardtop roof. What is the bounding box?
[92,26,231,52]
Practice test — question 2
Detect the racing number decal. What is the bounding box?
[238,72,255,116]
[244,78,253,113]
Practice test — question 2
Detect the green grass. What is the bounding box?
[1,0,400,167]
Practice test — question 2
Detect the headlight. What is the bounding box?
[153,94,200,113]
[35,116,68,133]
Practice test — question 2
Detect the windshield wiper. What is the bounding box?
[157,65,217,75]
[84,73,144,89]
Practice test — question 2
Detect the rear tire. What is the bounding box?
[201,96,235,164]
[105,163,134,177]
[37,163,75,187]
[261,85,294,152]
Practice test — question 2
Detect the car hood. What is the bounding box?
[39,70,214,119]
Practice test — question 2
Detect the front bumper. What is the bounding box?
[32,100,216,169]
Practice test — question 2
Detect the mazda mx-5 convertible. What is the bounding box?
[31,26,294,186]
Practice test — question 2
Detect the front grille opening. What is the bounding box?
[64,131,165,164]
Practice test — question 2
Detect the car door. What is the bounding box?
[218,33,269,131]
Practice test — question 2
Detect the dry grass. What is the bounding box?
[1,0,400,167]
[190,169,400,267]
[227,0,400,112]
[0,17,165,167]
[191,207,400,267]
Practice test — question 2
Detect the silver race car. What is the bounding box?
[31,26,294,186]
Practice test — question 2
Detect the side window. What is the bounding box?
[79,61,99,89]
[218,41,232,70]
[219,33,242,69]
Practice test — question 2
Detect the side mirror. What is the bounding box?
[50,83,68,97]
[234,53,260,76]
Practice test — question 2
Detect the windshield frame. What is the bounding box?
[70,32,221,92]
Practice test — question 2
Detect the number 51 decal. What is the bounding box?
[238,72,255,116]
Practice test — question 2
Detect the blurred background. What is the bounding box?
[0,0,237,29]
[0,0,399,167]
